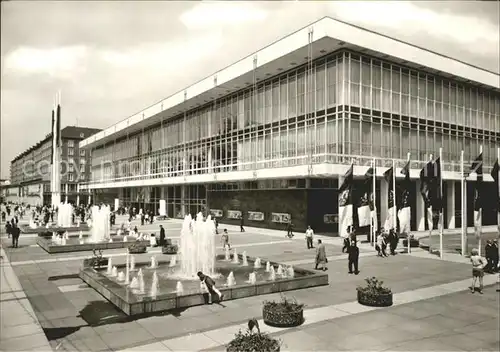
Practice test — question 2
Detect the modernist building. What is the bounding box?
[80,17,500,232]
[10,126,101,205]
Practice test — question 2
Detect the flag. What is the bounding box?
[50,108,55,165]
[383,167,395,230]
[357,167,373,227]
[420,160,435,231]
[470,153,483,237]
[398,160,411,235]
[491,159,499,213]
[339,165,354,238]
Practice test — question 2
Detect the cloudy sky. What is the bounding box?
[1,1,499,179]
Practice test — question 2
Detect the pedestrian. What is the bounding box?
[347,240,360,274]
[197,271,223,304]
[221,229,231,249]
[159,225,166,246]
[5,220,12,239]
[11,222,20,248]
[286,221,294,238]
[305,225,314,249]
[491,239,499,273]
[342,227,351,253]
[469,248,485,294]
[484,240,495,273]
[389,229,399,255]
[214,217,219,234]
[239,214,245,232]
[315,239,327,271]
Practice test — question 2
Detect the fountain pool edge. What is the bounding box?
[79,257,329,316]
[37,237,150,254]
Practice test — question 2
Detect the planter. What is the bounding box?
[83,257,109,268]
[162,244,178,254]
[128,244,147,254]
[262,303,304,327]
[357,289,393,307]
[226,330,280,352]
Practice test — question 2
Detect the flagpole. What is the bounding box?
[439,148,443,259]
[478,145,483,257]
[392,158,397,234]
[371,158,376,247]
[406,152,411,254]
[460,150,466,256]
[428,153,433,249]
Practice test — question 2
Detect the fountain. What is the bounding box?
[232,248,239,264]
[89,205,111,243]
[254,258,262,269]
[123,236,127,242]
[242,251,248,266]
[269,266,276,281]
[149,256,158,269]
[130,256,136,271]
[124,255,130,284]
[247,272,257,284]
[138,269,145,293]
[169,255,177,267]
[117,271,125,281]
[150,271,159,298]
[178,213,216,278]
[57,203,73,228]
[265,261,271,272]
[62,237,67,245]
[109,237,113,243]
[277,265,283,276]
[29,218,37,229]
[224,246,231,261]
[226,272,236,286]
[107,258,113,275]
[111,266,118,277]
[175,281,184,294]
[129,277,139,289]
[79,231,83,239]
[287,266,295,278]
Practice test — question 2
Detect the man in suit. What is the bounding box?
[11,222,20,248]
[347,240,360,275]
[315,239,327,271]
[159,225,166,246]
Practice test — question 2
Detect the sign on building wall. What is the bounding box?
[323,214,338,224]
[248,211,264,221]
[227,210,242,219]
[209,209,223,218]
[271,212,291,223]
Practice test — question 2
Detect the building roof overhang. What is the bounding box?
[80,16,500,150]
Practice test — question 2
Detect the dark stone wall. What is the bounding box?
[207,189,308,232]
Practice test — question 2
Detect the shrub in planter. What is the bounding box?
[162,244,178,254]
[226,322,281,352]
[84,249,108,268]
[357,277,393,307]
[128,243,147,254]
[262,295,304,327]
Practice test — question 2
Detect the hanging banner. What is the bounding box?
[271,212,291,223]
[209,209,223,218]
[114,198,119,211]
[248,211,264,221]
[227,210,242,219]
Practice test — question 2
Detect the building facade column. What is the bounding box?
[380,180,388,229]
[416,180,425,231]
[181,185,187,217]
[446,181,456,229]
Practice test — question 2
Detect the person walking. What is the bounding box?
[305,225,314,249]
[470,248,485,293]
[214,217,219,234]
[347,240,360,274]
[11,222,20,248]
[484,240,495,273]
[315,239,327,271]
[197,271,223,304]
[388,229,399,255]
[221,229,231,249]
[491,239,499,273]
[239,215,245,232]
[5,220,12,239]
[286,221,294,238]
[159,225,166,247]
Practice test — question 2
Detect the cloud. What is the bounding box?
[330,1,499,56]
[180,2,268,29]
[3,45,88,79]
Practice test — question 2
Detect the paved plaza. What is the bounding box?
[1,217,499,351]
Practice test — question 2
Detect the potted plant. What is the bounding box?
[357,277,393,307]
[128,243,147,254]
[227,319,281,352]
[83,249,108,268]
[262,295,304,327]
[162,244,178,254]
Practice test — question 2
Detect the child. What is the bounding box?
[197,271,223,304]
[221,229,230,249]
[470,248,485,294]
[376,233,388,257]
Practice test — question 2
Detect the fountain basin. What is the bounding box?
[79,255,328,316]
[21,224,90,235]
[37,236,150,254]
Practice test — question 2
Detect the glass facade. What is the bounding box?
[90,50,500,184]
